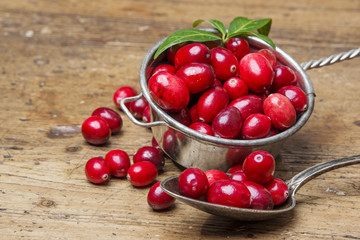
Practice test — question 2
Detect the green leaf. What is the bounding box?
[193,19,227,37]
[154,29,221,59]
[248,32,276,49]
[228,17,272,39]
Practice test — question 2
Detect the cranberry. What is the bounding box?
[85,157,111,184]
[133,146,165,171]
[225,148,251,167]
[104,149,130,178]
[152,64,176,76]
[243,181,274,210]
[189,104,200,123]
[142,105,151,123]
[225,37,250,61]
[189,122,213,136]
[242,151,275,184]
[162,129,178,155]
[81,116,111,145]
[167,43,185,65]
[241,113,271,140]
[277,86,308,114]
[197,86,229,123]
[271,65,297,92]
[206,180,251,208]
[91,107,122,134]
[229,95,263,120]
[169,107,192,126]
[264,178,289,206]
[263,93,296,130]
[127,161,158,187]
[230,170,247,183]
[212,78,223,87]
[223,77,248,101]
[174,43,211,69]
[210,47,238,81]
[176,63,215,94]
[148,71,190,112]
[129,97,149,119]
[204,170,230,186]
[113,86,137,109]
[257,49,277,68]
[267,127,279,137]
[226,163,243,174]
[147,181,175,210]
[239,52,274,93]
[212,106,243,139]
[151,137,161,149]
[178,168,209,199]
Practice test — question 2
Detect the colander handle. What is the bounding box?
[301,48,360,70]
[120,93,167,127]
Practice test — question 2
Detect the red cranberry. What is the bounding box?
[169,107,192,126]
[174,43,211,69]
[230,170,247,183]
[267,127,279,137]
[129,97,149,119]
[148,71,190,112]
[212,78,223,87]
[152,64,176,76]
[241,113,271,140]
[162,129,178,155]
[142,105,151,123]
[178,168,209,199]
[104,149,130,178]
[204,170,230,186]
[271,65,297,92]
[147,181,175,210]
[167,43,185,65]
[223,77,248,101]
[243,181,274,210]
[197,86,229,123]
[189,122,213,136]
[212,106,243,139]
[229,95,263,120]
[257,49,277,68]
[127,161,158,187]
[225,37,250,61]
[133,146,165,171]
[210,47,238,81]
[113,86,137,109]
[226,163,243,174]
[264,177,289,206]
[189,104,200,123]
[277,86,308,114]
[239,53,274,93]
[81,116,111,145]
[263,93,296,130]
[176,63,215,94]
[85,157,110,184]
[206,180,251,208]
[91,107,122,134]
[243,151,275,184]
[151,137,161,149]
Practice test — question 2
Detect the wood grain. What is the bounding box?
[0,0,359,239]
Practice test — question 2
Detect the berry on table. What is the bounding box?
[85,157,111,184]
[147,181,175,210]
[81,116,111,145]
[133,146,165,171]
[127,161,158,187]
[104,149,131,178]
[91,107,122,134]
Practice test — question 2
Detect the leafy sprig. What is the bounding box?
[154,17,274,59]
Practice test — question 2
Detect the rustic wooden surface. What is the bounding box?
[0,0,359,239]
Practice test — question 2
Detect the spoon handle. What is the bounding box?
[287,154,360,194]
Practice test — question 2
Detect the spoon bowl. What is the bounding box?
[160,155,360,221]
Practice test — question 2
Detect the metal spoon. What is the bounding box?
[160,155,360,221]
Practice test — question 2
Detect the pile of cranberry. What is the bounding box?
[178,150,289,210]
[148,37,308,139]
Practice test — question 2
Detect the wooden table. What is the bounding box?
[1,1,359,239]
